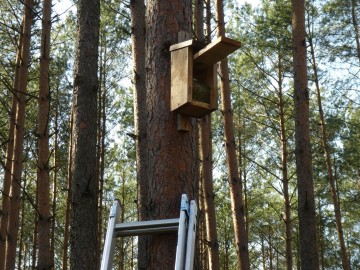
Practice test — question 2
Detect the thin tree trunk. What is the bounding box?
[118,173,126,270]
[308,23,350,270]
[261,235,266,270]
[130,236,134,269]
[277,50,292,270]
[215,0,250,269]
[5,1,34,269]
[37,0,52,268]
[32,191,38,269]
[62,111,73,270]
[0,18,23,269]
[291,0,319,268]
[351,0,360,64]
[224,218,230,270]
[144,0,197,268]
[268,226,273,270]
[200,116,220,270]
[196,0,220,268]
[129,1,147,268]
[17,170,27,270]
[198,190,208,270]
[237,118,249,233]
[23,243,28,270]
[95,35,104,270]
[318,200,325,270]
[50,96,58,269]
[96,41,106,270]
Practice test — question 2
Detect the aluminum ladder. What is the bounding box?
[100,194,198,270]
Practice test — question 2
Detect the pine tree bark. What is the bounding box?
[308,24,350,270]
[0,18,23,269]
[144,0,198,268]
[37,0,52,268]
[215,0,250,269]
[5,1,33,269]
[291,0,319,269]
[129,1,147,268]
[69,0,100,269]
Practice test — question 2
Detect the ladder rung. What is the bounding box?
[115,218,180,237]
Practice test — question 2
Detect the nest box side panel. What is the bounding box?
[171,47,193,112]
[193,65,218,111]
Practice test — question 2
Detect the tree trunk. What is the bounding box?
[5,1,34,269]
[62,111,73,270]
[195,0,220,268]
[291,0,319,269]
[351,0,360,64]
[0,17,23,269]
[32,191,38,269]
[69,0,100,269]
[50,95,58,268]
[308,22,350,270]
[199,116,220,270]
[268,226,273,270]
[37,0,52,268]
[237,117,249,233]
[144,0,198,268]
[277,50,293,270]
[17,171,27,270]
[96,34,106,270]
[215,0,250,269]
[129,1,147,269]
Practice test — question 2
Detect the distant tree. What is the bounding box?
[0,15,23,269]
[37,0,52,268]
[215,0,250,268]
[307,5,350,268]
[197,0,220,267]
[5,1,34,269]
[69,0,100,269]
[129,0,147,268]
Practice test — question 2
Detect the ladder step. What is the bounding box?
[115,218,180,237]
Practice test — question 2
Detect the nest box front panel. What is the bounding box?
[170,46,193,112]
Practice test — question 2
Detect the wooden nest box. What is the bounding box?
[170,36,241,118]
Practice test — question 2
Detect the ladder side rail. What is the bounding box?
[100,200,121,270]
[185,200,198,270]
[174,194,189,270]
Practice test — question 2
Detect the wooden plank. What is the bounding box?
[171,46,192,111]
[177,114,191,131]
[170,39,194,52]
[193,36,241,69]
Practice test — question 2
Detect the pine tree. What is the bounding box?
[69,0,100,269]
[291,0,319,268]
